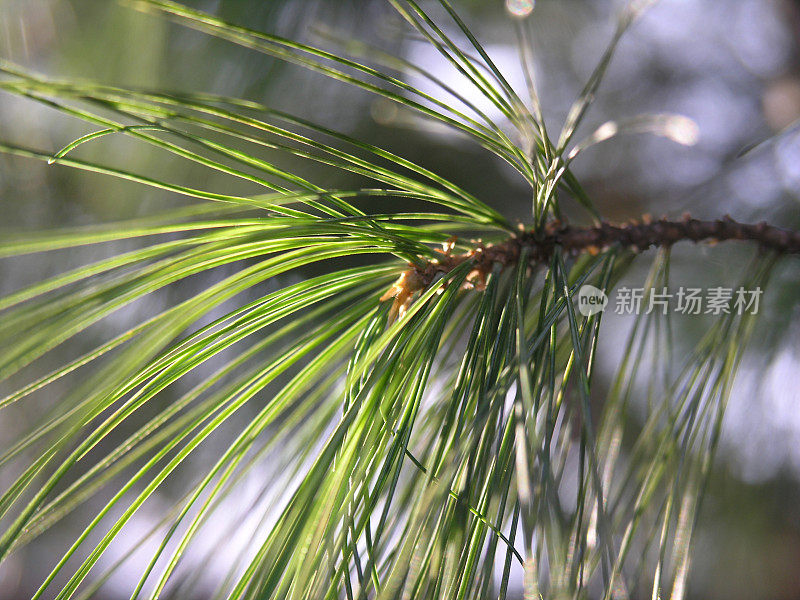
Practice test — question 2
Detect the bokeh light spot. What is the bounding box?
[506,0,534,19]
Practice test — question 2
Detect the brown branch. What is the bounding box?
[381,214,800,316]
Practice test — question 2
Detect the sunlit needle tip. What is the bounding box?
[664,116,701,146]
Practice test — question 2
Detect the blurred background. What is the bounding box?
[1,0,800,598]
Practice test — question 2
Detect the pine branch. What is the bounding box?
[382,215,800,313]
